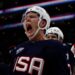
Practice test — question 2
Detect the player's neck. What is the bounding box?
[32,31,46,41]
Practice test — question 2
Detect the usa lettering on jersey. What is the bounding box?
[13,56,44,75]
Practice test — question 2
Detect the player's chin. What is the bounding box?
[25,31,34,38]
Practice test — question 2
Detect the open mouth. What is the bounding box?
[26,24,32,32]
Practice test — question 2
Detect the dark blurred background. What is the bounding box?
[0,0,75,63]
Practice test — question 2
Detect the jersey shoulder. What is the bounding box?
[9,41,29,57]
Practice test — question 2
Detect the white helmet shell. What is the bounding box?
[22,6,51,29]
[46,27,64,40]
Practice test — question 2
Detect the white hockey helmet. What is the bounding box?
[46,27,64,40]
[22,6,51,30]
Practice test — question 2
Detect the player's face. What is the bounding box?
[46,33,58,40]
[23,12,39,40]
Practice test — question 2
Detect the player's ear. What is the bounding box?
[39,19,47,28]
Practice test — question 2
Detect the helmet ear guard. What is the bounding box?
[38,19,47,29]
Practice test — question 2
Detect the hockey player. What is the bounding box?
[10,6,69,75]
